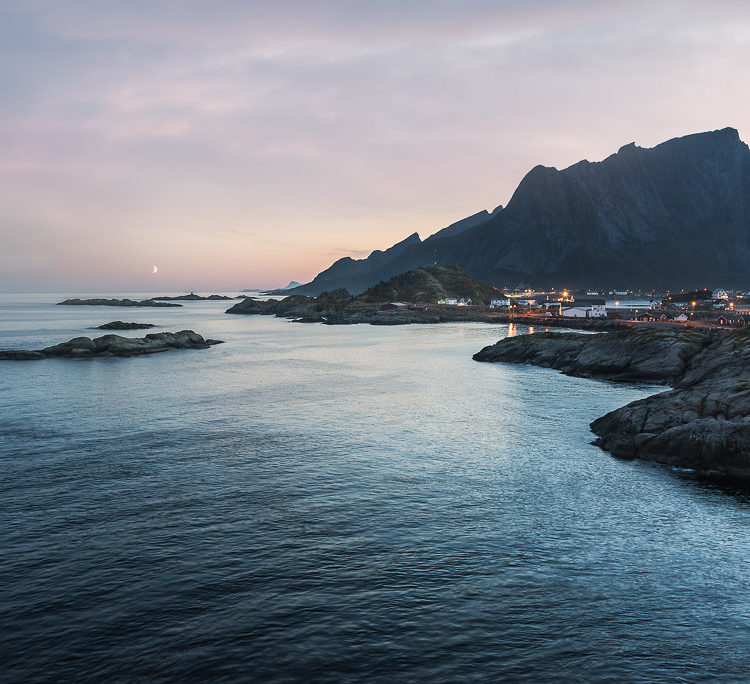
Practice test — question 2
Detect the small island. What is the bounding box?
[96,321,156,330]
[150,293,234,301]
[0,330,223,360]
[474,326,750,479]
[58,298,182,308]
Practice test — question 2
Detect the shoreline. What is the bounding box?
[473,326,750,480]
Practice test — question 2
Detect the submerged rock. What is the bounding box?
[0,330,223,360]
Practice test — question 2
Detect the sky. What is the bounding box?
[1,0,749,292]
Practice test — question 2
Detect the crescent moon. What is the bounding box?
[152,264,158,274]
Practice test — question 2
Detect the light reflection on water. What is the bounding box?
[1,294,750,681]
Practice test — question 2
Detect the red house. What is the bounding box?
[380,302,412,311]
[715,315,747,327]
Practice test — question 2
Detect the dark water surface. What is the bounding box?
[2,294,750,682]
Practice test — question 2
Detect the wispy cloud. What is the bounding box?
[1,1,749,290]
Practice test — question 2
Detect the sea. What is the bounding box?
[2,292,750,682]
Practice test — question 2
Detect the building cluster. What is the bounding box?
[377,286,750,327]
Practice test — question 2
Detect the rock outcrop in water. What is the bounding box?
[0,330,223,360]
[96,321,156,330]
[58,298,181,307]
[474,326,750,479]
[150,293,234,301]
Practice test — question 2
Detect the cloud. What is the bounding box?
[1,1,749,290]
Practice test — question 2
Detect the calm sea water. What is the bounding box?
[2,293,750,682]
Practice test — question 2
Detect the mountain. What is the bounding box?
[291,209,502,295]
[423,206,502,242]
[280,281,302,290]
[291,128,750,294]
[358,265,499,304]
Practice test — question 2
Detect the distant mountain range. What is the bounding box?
[289,127,750,294]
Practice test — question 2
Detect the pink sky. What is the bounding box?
[1,1,749,291]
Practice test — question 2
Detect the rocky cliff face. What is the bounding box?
[295,128,750,293]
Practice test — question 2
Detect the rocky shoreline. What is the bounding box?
[58,298,181,307]
[0,330,223,360]
[474,326,750,479]
[225,293,621,330]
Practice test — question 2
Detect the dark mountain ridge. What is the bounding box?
[294,208,502,295]
[290,128,750,294]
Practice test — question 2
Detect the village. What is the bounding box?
[379,287,750,328]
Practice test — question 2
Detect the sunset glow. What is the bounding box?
[1,1,749,291]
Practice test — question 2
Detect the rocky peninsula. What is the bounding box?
[474,326,750,479]
[0,330,223,360]
[96,321,156,330]
[225,265,620,329]
[58,298,181,307]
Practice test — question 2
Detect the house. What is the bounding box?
[674,313,688,322]
[560,297,606,318]
[437,298,458,305]
[712,288,729,300]
[715,315,747,327]
[490,298,510,308]
[636,312,656,321]
[380,302,412,311]
[457,298,472,306]
[560,306,590,318]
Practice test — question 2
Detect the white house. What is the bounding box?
[438,298,458,305]
[713,288,729,300]
[674,313,688,321]
[561,305,607,318]
[561,297,607,318]
[490,298,510,308]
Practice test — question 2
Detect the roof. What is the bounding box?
[570,297,606,305]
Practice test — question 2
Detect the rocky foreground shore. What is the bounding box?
[474,326,750,479]
[0,330,222,360]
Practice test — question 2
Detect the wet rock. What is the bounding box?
[473,327,709,384]
[474,325,750,478]
[96,321,156,330]
[0,330,223,360]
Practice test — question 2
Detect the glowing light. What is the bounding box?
[152,264,158,275]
